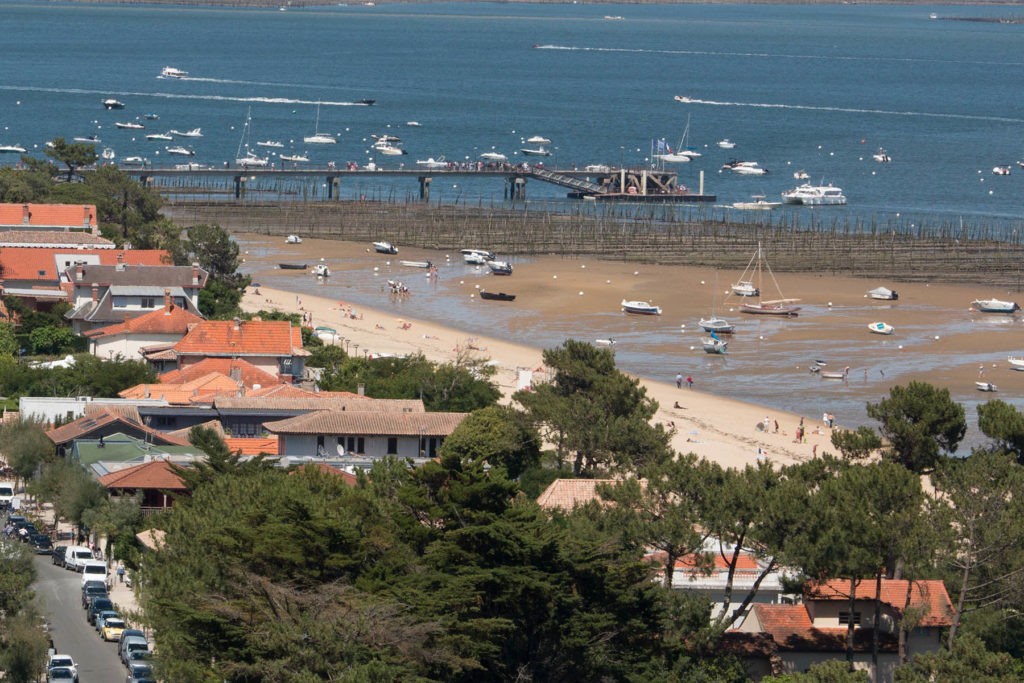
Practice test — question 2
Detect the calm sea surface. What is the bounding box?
[3,2,1024,225]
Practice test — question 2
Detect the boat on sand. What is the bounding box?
[621,299,662,315]
[734,243,800,317]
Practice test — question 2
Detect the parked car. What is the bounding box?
[29,533,53,554]
[81,582,107,608]
[46,666,77,683]
[119,629,145,655]
[102,617,127,642]
[125,662,155,683]
[52,545,67,566]
[63,545,94,571]
[80,559,108,585]
[87,597,115,625]
[120,635,150,667]
[125,649,152,666]
[95,610,120,633]
[46,654,77,682]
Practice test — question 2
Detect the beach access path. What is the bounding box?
[245,286,830,469]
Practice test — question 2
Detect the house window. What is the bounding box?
[839,612,861,626]
[386,437,398,455]
[357,437,364,454]
[428,437,438,458]
[113,296,127,308]
[346,437,355,453]
[141,297,155,308]
[37,270,46,277]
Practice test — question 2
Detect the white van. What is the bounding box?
[0,482,14,508]
[64,545,94,571]
[80,560,108,585]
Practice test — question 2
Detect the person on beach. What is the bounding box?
[763,416,770,433]
[686,376,693,389]
[773,419,779,434]
[676,373,683,389]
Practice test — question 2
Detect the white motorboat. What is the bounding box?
[102,99,125,110]
[115,121,144,130]
[480,152,507,162]
[416,157,447,169]
[723,160,768,175]
[867,286,898,301]
[520,146,552,157]
[699,317,734,334]
[702,334,728,354]
[1008,357,1024,370]
[373,241,398,254]
[406,121,422,127]
[673,95,694,103]
[732,195,781,210]
[160,66,189,79]
[993,165,1011,176]
[821,367,850,380]
[166,146,194,156]
[279,153,309,162]
[868,321,894,335]
[72,135,101,144]
[488,260,513,275]
[594,338,616,346]
[735,242,801,317]
[374,142,407,156]
[653,115,702,163]
[461,248,495,265]
[731,281,759,297]
[400,260,432,269]
[872,147,891,162]
[236,152,268,168]
[717,139,736,149]
[174,162,207,170]
[585,164,611,173]
[286,235,303,244]
[312,263,331,277]
[144,113,159,120]
[972,298,1020,313]
[170,128,203,138]
[781,183,846,206]
[121,156,145,165]
[146,132,173,141]
[101,147,115,160]
[257,140,284,148]
[304,102,336,144]
[621,299,662,316]
[0,145,27,154]
[527,135,551,145]
[793,170,810,180]
[976,381,998,392]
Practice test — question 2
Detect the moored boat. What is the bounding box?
[735,242,801,317]
[279,153,310,162]
[373,241,398,254]
[867,286,898,300]
[400,260,432,269]
[479,290,516,301]
[993,165,1011,176]
[72,135,101,144]
[114,121,144,130]
[312,263,330,277]
[166,146,194,156]
[821,367,850,380]
[723,160,768,175]
[732,195,780,210]
[782,183,846,205]
[872,147,892,162]
[976,381,998,392]
[0,145,27,154]
[717,139,736,149]
[145,133,173,141]
[699,317,734,334]
[731,281,759,297]
[701,332,728,354]
[868,321,894,335]
[286,235,303,244]
[972,298,1020,313]
[520,146,552,157]
[621,299,662,316]
[461,248,495,264]
[488,260,513,275]
[279,263,308,270]
[170,128,203,138]
[102,99,125,110]
[1009,357,1024,370]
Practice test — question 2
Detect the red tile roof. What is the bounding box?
[119,373,243,404]
[45,408,189,447]
[159,358,280,389]
[647,551,762,572]
[84,301,203,339]
[292,462,358,485]
[0,231,111,247]
[213,396,421,412]
[749,604,898,653]
[536,479,621,510]
[224,437,279,456]
[0,203,97,229]
[243,385,363,399]
[0,248,167,282]
[264,410,467,437]
[806,579,953,627]
[98,460,188,490]
[174,319,307,357]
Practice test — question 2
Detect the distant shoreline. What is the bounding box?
[35,1,1024,9]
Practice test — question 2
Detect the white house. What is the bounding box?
[83,289,204,359]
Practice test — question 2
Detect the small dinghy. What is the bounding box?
[1009,357,1024,371]
[479,291,515,301]
[373,241,398,254]
[400,260,432,269]
[312,263,330,277]
[820,366,850,380]
[595,338,616,347]
[621,299,662,316]
[279,263,308,270]
[976,381,998,392]
[868,321,894,335]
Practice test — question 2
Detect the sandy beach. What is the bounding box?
[238,234,1024,465]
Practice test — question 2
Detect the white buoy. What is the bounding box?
[700,280,705,285]
[578,291,584,296]
[689,346,695,350]
[934,335,940,340]
[759,335,764,340]
[470,294,475,298]
[633,271,639,276]
[828,301,833,307]
[373,266,379,271]
[680,324,686,328]
[606,280,611,284]
[459,280,464,284]
[474,284,480,289]
[581,264,586,269]
[553,275,558,279]
[898,345,904,350]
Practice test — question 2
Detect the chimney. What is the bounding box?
[76,264,83,282]
[232,317,241,331]
[164,288,172,314]
[115,261,125,272]
[192,263,200,285]
[357,383,365,396]
[116,251,124,264]
[144,386,150,398]
[21,204,30,225]
[91,283,98,304]
[229,367,242,383]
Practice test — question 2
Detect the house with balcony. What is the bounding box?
[168,318,309,382]
[97,459,190,512]
[46,406,189,457]
[83,289,204,360]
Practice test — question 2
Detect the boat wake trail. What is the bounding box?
[677,96,1024,124]
[0,85,371,107]
[534,44,1024,68]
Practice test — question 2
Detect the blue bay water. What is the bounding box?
[2,2,1024,226]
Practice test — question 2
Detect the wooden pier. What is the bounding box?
[122,164,714,203]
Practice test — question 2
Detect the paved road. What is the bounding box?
[34,555,125,682]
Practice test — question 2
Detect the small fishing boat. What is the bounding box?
[115,121,144,130]
[479,290,516,301]
[520,146,552,157]
[160,66,189,79]
[278,263,308,270]
[731,281,759,297]
[312,263,330,277]
[526,135,551,145]
[595,338,616,347]
[101,147,115,160]
[815,360,828,366]
[121,156,145,165]
[373,241,398,254]
[1008,357,1024,370]
[723,160,769,175]
[144,113,159,120]
[103,99,126,110]
[488,260,513,275]
[872,148,892,163]
[621,299,662,316]
[972,298,1020,313]
[976,381,998,392]
[480,152,507,162]
[279,153,309,162]
[145,132,173,141]
[461,248,495,264]
[993,165,1011,176]
[0,144,27,154]
[867,286,898,301]
[732,195,781,210]
[166,146,194,156]
[821,366,850,380]
[400,260,432,269]
[868,321,894,335]
[699,317,734,334]
[285,235,303,244]
[170,128,203,138]
[72,135,101,144]
[702,332,728,354]
[257,140,284,148]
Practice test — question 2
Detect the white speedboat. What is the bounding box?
[416,157,447,169]
[972,298,1020,313]
[371,134,401,143]
[867,286,898,300]
[373,241,398,254]
[872,148,891,162]
[72,135,101,144]
[312,263,330,277]
[257,140,284,148]
[1008,357,1024,370]
[101,147,115,160]
[171,128,203,138]
[400,260,432,269]
[121,156,145,165]
[993,165,1011,176]
[724,160,768,175]
[527,135,551,145]
[781,183,846,205]
[166,146,194,156]
[102,99,125,110]
[717,139,736,149]
[673,95,694,103]
[794,170,810,180]
[286,235,303,244]
[236,152,268,168]
[374,142,406,156]
[621,299,662,315]
[821,367,850,380]
[731,281,759,297]
[174,162,206,170]
[279,153,309,162]
[144,113,159,120]
[868,321,894,335]
[146,132,173,141]
[520,146,552,157]
[461,248,495,265]
[0,144,27,154]
[480,152,507,162]
[115,121,144,130]
[160,66,189,79]
[699,317,734,334]
[732,195,780,210]
[488,260,513,275]
[976,381,998,392]
[406,121,422,127]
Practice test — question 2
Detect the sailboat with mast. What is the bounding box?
[735,242,801,317]
[699,272,734,334]
[234,107,268,168]
[304,102,336,144]
[652,114,701,163]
